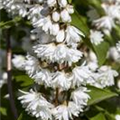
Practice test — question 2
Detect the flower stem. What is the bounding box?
[6,29,18,120]
[55,88,59,106]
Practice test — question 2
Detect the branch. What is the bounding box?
[55,87,59,106]
[6,29,18,120]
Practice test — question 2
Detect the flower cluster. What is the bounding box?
[88,0,120,45]
[1,0,119,120]
[10,0,91,119]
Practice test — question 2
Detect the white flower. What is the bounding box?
[18,6,27,17]
[47,0,56,7]
[92,66,118,88]
[71,87,90,106]
[24,55,40,77]
[65,25,84,47]
[115,115,120,120]
[93,16,115,34]
[52,102,80,120]
[56,30,65,42]
[28,5,43,22]
[107,47,120,62]
[58,0,67,8]
[67,102,81,117]
[102,3,120,20]
[12,55,26,70]
[33,43,56,62]
[53,44,83,66]
[18,89,54,120]
[60,9,71,22]
[33,16,52,33]
[33,43,83,66]
[99,66,118,86]
[32,69,52,87]
[51,71,71,90]
[71,65,92,87]
[2,0,27,17]
[90,30,104,45]
[52,11,60,22]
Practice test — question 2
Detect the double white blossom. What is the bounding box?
[33,43,83,66]
[32,69,52,87]
[2,0,27,17]
[52,102,80,120]
[12,55,26,70]
[18,89,54,120]
[71,65,92,87]
[107,47,120,62]
[51,71,71,90]
[71,87,90,106]
[90,66,118,88]
[90,30,104,45]
[23,55,41,77]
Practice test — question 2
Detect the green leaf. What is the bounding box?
[87,86,118,105]
[0,107,7,116]
[0,16,22,29]
[15,75,34,87]
[90,113,106,120]
[71,10,89,36]
[94,105,116,120]
[92,41,109,66]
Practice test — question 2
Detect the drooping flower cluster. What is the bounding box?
[1,0,119,120]
[9,0,91,119]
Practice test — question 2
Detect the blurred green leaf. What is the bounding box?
[0,16,22,29]
[71,10,89,35]
[15,75,34,87]
[90,113,106,120]
[92,41,109,66]
[0,107,7,116]
[87,86,118,105]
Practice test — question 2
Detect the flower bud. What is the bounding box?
[52,11,60,22]
[61,9,71,22]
